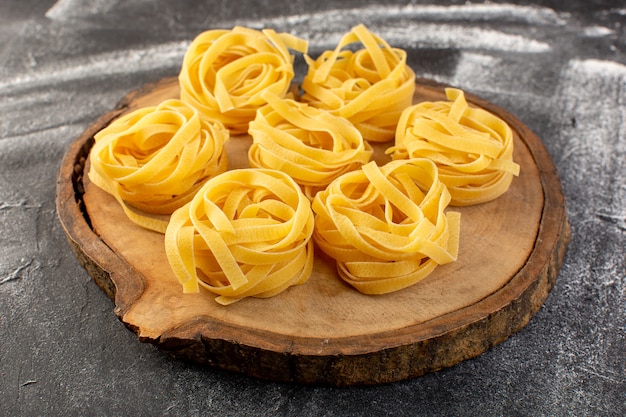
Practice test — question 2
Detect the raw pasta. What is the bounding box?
[179,26,308,134]
[390,88,520,206]
[301,24,415,143]
[312,159,460,294]
[88,99,228,233]
[165,168,315,305]
[248,91,373,200]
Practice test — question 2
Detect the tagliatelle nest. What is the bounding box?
[248,90,373,200]
[301,24,416,143]
[178,26,308,134]
[312,159,460,294]
[389,88,520,206]
[88,99,229,233]
[165,168,315,305]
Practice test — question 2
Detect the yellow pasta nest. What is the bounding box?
[88,99,229,233]
[248,91,373,200]
[312,159,460,294]
[301,24,415,143]
[178,26,308,134]
[390,88,520,206]
[165,168,315,305]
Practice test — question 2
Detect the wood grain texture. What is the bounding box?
[56,77,570,386]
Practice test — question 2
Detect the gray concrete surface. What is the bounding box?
[1,1,624,416]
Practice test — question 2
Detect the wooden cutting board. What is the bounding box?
[56,77,570,386]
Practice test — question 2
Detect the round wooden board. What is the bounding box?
[56,77,570,386]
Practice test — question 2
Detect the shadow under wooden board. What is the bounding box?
[56,76,570,386]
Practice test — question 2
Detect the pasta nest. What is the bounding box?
[88,99,229,233]
[165,168,315,305]
[301,24,416,143]
[390,88,520,206]
[178,26,308,134]
[312,159,460,294]
[248,91,373,200]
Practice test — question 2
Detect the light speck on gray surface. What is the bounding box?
[1,1,624,416]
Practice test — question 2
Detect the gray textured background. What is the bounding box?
[1,1,624,416]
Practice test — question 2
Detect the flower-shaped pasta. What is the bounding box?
[248,91,373,200]
[165,168,315,305]
[390,88,520,206]
[88,99,229,233]
[312,159,460,294]
[301,24,415,143]
[178,26,308,134]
